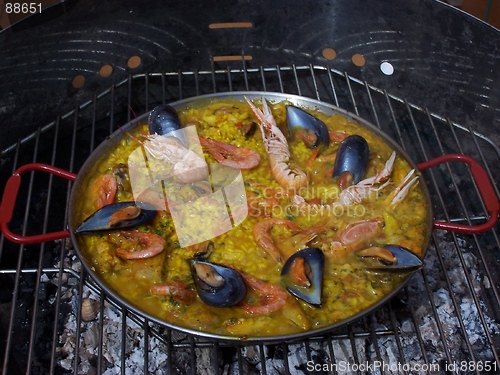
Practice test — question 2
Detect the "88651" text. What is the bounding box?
[4,3,42,14]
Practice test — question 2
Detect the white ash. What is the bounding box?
[57,283,171,374]
[55,231,497,374]
[366,230,499,373]
[223,231,498,374]
[174,347,221,375]
[56,276,220,374]
[223,339,367,375]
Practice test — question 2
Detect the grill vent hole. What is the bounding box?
[99,64,113,77]
[72,75,85,88]
[127,56,142,69]
[351,54,366,67]
[209,22,253,29]
[322,48,337,60]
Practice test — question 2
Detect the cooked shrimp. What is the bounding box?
[90,174,117,209]
[150,280,197,303]
[340,218,383,251]
[136,188,170,211]
[321,218,383,260]
[335,152,399,206]
[199,137,260,169]
[145,134,209,183]
[277,222,324,260]
[239,273,287,315]
[114,231,166,260]
[245,97,308,190]
[253,219,301,263]
[328,131,349,143]
[291,152,397,212]
[334,181,391,209]
[385,169,419,207]
[128,130,209,184]
[354,151,396,188]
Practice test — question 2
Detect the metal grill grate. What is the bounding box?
[1,65,499,375]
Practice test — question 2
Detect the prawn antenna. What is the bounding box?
[118,125,145,146]
[129,105,141,124]
[116,105,147,145]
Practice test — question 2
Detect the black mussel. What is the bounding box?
[356,245,423,273]
[148,104,184,141]
[286,106,329,148]
[241,121,257,139]
[190,260,247,307]
[281,248,324,306]
[75,202,157,233]
[332,135,369,189]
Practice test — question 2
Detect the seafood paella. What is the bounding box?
[75,96,429,338]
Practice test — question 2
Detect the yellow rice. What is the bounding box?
[76,98,429,337]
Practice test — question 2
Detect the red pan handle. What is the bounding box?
[0,163,77,244]
[418,154,499,234]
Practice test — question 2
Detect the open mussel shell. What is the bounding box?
[75,201,157,233]
[286,105,329,148]
[190,260,247,307]
[281,248,324,306]
[332,135,369,187]
[148,104,185,144]
[357,245,424,273]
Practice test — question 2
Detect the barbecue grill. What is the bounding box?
[1,1,499,374]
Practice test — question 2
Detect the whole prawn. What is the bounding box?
[253,218,323,263]
[90,174,117,209]
[238,272,288,315]
[114,231,166,260]
[253,219,301,263]
[245,97,308,190]
[150,280,197,303]
[143,134,208,183]
[199,137,260,169]
[126,128,208,184]
[292,151,416,212]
